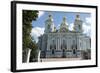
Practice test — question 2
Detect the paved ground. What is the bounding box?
[40,58,82,62]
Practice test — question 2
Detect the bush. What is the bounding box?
[81,49,91,59]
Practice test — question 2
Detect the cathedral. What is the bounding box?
[38,14,91,58]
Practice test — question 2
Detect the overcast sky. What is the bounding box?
[31,11,91,42]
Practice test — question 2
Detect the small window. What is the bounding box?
[78,25,81,29]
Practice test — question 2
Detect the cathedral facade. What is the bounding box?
[38,14,91,58]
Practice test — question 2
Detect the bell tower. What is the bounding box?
[73,15,83,33]
[44,14,55,33]
[60,16,68,32]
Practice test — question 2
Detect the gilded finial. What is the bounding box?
[76,14,80,20]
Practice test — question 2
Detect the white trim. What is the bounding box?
[16,3,96,70]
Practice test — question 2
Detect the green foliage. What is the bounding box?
[28,40,38,49]
[29,41,38,62]
[23,10,38,50]
[22,10,38,62]
[81,49,91,59]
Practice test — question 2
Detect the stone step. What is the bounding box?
[40,58,82,62]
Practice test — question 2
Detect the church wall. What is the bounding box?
[41,34,47,51]
[38,14,91,58]
[45,50,82,58]
[85,38,91,50]
[39,32,90,58]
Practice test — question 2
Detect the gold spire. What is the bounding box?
[49,14,52,17]
[76,14,79,18]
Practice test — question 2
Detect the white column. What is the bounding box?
[60,37,61,50]
[61,38,62,50]
[27,49,31,63]
[59,38,60,50]
[59,37,61,50]
[49,39,51,50]
[47,38,50,50]
[57,38,58,50]
[77,38,79,50]
[58,38,59,50]
[47,39,49,50]
[68,39,69,50]
[38,50,41,62]
[56,38,57,50]
[66,38,67,50]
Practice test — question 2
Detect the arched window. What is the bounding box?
[73,49,76,54]
[63,40,66,47]
[73,40,75,45]
[52,39,56,49]
[61,40,66,49]
[78,24,81,29]
[52,49,55,54]
[52,40,54,44]
[50,45,52,50]
[63,40,65,44]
